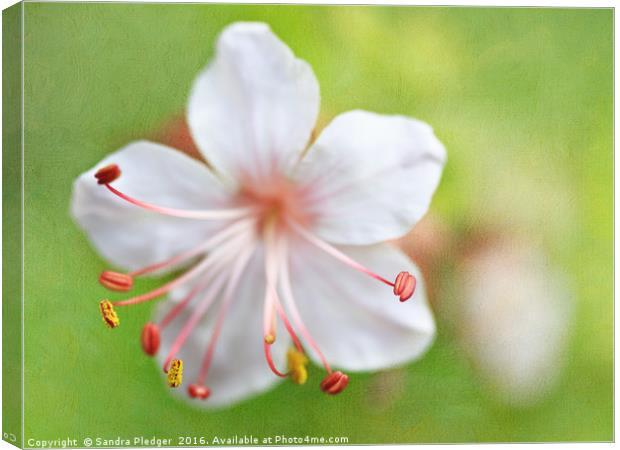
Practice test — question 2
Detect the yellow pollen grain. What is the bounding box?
[99,300,119,328]
[167,359,183,388]
[264,334,275,345]
[287,348,309,385]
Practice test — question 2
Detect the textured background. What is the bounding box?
[21,4,612,444]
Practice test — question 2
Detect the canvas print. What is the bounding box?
[2,2,613,447]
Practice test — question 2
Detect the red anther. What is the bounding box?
[188,384,211,400]
[141,322,161,356]
[99,271,133,292]
[393,271,416,302]
[95,164,121,184]
[393,271,406,295]
[320,371,349,395]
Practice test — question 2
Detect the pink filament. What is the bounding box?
[162,269,228,372]
[286,219,394,287]
[196,245,257,384]
[159,269,220,330]
[278,238,332,374]
[274,300,303,353]
[104,183,253,220]
[260,227,302,377]
[262,226,279,337]
[162,233,256,371]
[129,219,253,277]
[263,342,288,378]
[113,232,250,307]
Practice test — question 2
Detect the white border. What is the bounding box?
[0,2,615,450]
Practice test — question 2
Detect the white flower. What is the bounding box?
[71,22,446,408]
[456,237,572,406]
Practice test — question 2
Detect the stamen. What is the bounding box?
[129,219,254,278]
[287,348,309,385]
[99,271,133,292]
[260,223,295,380]
[275,301,303,352]
[158,277,210,330]
[262,224,279,344]
[188,384,210,400]
[288,219,417,302]
[263,289,278,344]
[99,223,254,342]
[320,371,349,395]
[263,342,288,378]
[288,219,391,284]
[153,228,253,334]
[95,164,121,184]
[111,261,205,307]
[263,238,303,351]
[99,300,120,328]
[167,359,183,387]
[112,232,249,308]
[260,230,306,379]
[141,322,160,356]
[100,180,253,220]
[195,245,257,386]
[161,270,229,372]
[159,232,255,373]
[279,239,332,374]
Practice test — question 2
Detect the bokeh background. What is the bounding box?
[21,4,612,444]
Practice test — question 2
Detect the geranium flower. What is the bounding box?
[456,235,571,406]
[71,22,446,407]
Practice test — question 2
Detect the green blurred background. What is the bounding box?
[20,3,611,444]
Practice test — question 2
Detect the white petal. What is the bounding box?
[154,248,288,408]
[295,110,446,245]
[288,240,435,371]
[71,141,231,272]
[188,22,320,181]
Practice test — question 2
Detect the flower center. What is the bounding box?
[94,163,417,401]
[236,172,314,236]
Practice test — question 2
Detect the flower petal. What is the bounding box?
[187,22,320,182]
[295,110,446,245]
[71,141,231,272]
[288,240,435,371]
[154,249,288,408]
